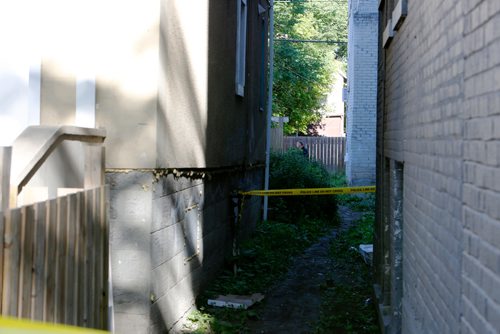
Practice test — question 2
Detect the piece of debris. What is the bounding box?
[207,293,265,309]
[358,244,373,265]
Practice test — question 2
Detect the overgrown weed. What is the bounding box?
[184,163,378,333]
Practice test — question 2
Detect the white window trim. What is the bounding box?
[383,19,394,48]
[391,0,408,31]
[235,0,247,97]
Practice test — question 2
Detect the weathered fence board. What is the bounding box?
[275,136,346,173]
[33,202,46,320]
[0,186,108,329]
[45,198,57,322]
[0,210,4,314]
[0,147,11,211]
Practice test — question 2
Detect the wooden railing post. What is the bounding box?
[0,147,12,211]
[84,144,105,189]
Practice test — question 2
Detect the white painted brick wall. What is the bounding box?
[346,0,378,185]
[380,0,500,333]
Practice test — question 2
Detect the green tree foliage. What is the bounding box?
[273,0,348,135]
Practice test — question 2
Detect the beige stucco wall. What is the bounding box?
[33,0,159,169]
[95,0,160,169]
[33,0,266,170]
[157,0,266,169]
[157,0,209,168]
[40,59,76,126]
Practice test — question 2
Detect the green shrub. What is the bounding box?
[269,149,336,222]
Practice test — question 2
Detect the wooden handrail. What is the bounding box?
[10,126,106,207]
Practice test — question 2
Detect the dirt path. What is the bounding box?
[246,206,363,334]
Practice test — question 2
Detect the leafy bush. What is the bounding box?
[269,149,337,222]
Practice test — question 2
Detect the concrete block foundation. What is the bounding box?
[108,168,263,333]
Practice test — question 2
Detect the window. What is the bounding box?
[235,0,247,97]
[381,0,407,48]
[391,0,407,31]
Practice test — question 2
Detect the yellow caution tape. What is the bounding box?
[240,186,376,196]
[0,317,108,334]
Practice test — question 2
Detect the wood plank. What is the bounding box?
[101,186,109,329]
[338,137,342,171]
[64,193,77,325]
[0,147,11,212]
[328,138,331,170]
[282,136,346,173]
[325,138,329,169]
[341,137,344,171]
[335,137,338,172]
[330,138,333,171]
[321,138,324,164]
[77,191,87,327]
[338,137,342,172]
[0,186,108,327]
[314,138,318,160]
[0,209,5,314]
[94,188,104,328]
[56,196,68,323]
[72,192,81,326]
[333,137,338,172]
[331,137,335,169]
[86,189,96,327]
[2,208,21,316]
[84,145,104,189]
[44,199,57,322]
[325,138,328,170]
[32,202,47,320]
[20,206,35,318]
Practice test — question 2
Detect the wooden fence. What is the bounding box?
[270,127,284,154]
[281,136,346,173]
[0,186,108,329]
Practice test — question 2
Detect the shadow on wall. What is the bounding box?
[148,0,267,331]
[156,0,207,168]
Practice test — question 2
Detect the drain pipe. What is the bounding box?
[263,0,275,221]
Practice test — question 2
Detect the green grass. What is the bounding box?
[183,217,337,333]
[184,171,379,333]
[313,203,379,333]
[331,173,376,211]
